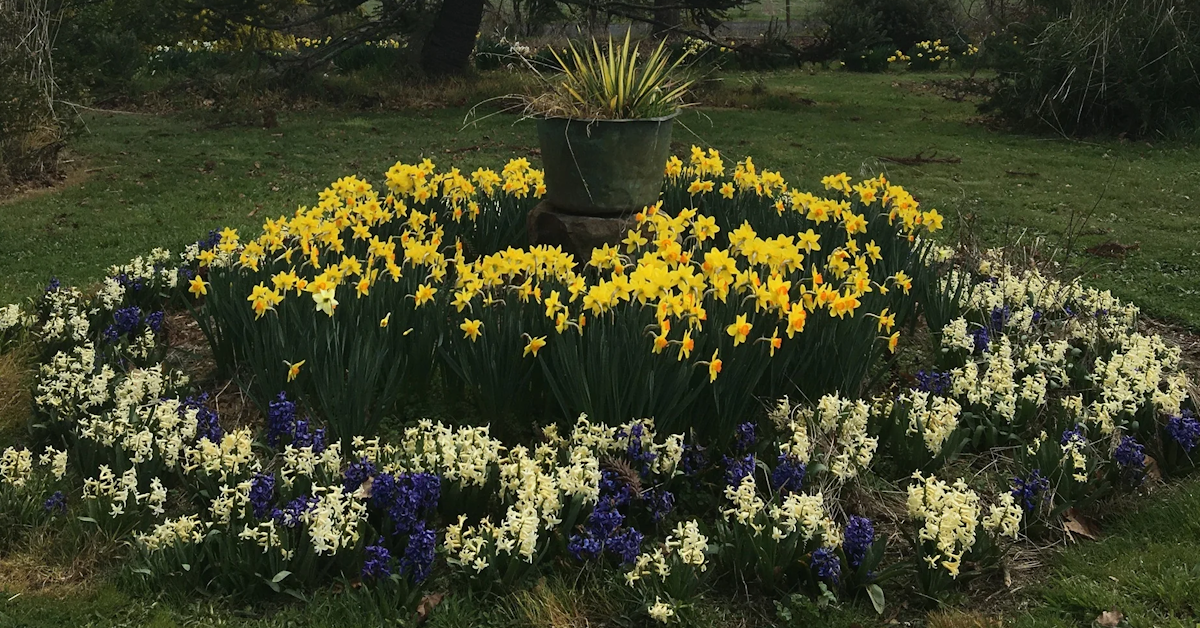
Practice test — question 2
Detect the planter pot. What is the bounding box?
[536,113,676,216]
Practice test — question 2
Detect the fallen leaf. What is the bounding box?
[1063,507,1101,540]
[1094,607,1123,628]
[415,591,445,624]
[1144,455,1162,481]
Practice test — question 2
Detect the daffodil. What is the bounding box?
[286,359,305,382]
[523,335,546,357]
[414,284,437,307]
[708,349,722,382]
[188,276,208,298]
[314,288,338,316]
[678,329,694,361]
[726,314,752,346]
[460,318,483,341]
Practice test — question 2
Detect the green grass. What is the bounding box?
[1015,478,1200,628]
[3,70,1198,328]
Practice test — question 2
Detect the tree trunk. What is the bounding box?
[419,0,486,77]
[651,0,681,38]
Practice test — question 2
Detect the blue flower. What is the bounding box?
[1114,435,1145,470]
[112,306,142,336]
[618,421,657,474]
[734,422,757,453]
[598,469,635,505]
[1061,424,1087,447]
[266,392,297,447]
[681,443,708,476]
[811,547,841,584]
[45,277,60,293]
[370,472,441,537]
[362,543,392,579]
[400,522,437,583]
[605,528,644,565]
[343,458,377,493]
[43,491,67,514]
[1010,470,1050,513]
[843,516,874,569]
[197,230,221,251]
[723,453,755,487]
[770,454,806,493]
[272,495,317,528]
[1166,411,1200,453]
[914,370,952,395]
[585,498,625,539]
[182,394,222,443]
[568,533,603,561]
[145,311,165,333]
[249,472,276,519]
[990,305,1011,334]
[646,488,675,523]
[970,326,990,354]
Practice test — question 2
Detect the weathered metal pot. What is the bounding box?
[536,113,676,216]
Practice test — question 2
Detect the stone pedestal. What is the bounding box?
[527,201,634,261]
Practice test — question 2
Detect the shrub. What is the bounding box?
[986,0,1200,137]
[814,0,962,67]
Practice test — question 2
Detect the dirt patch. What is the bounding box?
[0,156,91,206]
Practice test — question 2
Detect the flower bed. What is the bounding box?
[0,150,1195,623]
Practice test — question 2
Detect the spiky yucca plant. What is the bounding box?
[535,31,693,120]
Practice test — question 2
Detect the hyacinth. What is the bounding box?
[112,305,142,336]
[266,392,327,452]
[770,453,806,493]
[182,394,223,443]
[681,443,708,476]
[267,392,297,447]
[970,326,990,354]
[734,422,757,453]
[989,305,1011,334]
[617,421,657,474]
[401,522,437,582]
[647,488,675,522]
[370,472,441,537]
[1114,436,1145,470]
[843,515,874,569]
[273,494,317,528]
[1061,425,1087,447]
[361,543,392,579]
[248,472,276,519]
[811,547,841,583]
[724,453,755,487]
[1010,470,1050,513]
[43,490,67,514]
[914,370,953,395]
[343,458,377,493]
[145,310,165,333]
[1166,411,1200,452]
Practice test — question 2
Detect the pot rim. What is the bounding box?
[536,111,679,124]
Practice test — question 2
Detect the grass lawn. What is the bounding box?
[3,70,1198,329]
[2,68,1200,627]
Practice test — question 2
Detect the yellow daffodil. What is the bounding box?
[414,283,437,307]
[523,335,547,357]
[189,276,208,298]
[285,359,305,382]
[678,329,694,361]
[460,318,483,341]
[726,314,752,346]
[708,349,722,382]
[380,313,391,328]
